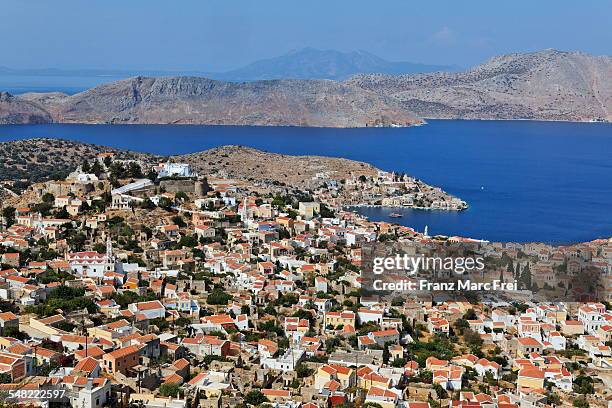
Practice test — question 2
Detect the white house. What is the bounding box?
[157,162,197,178]
[261,348,305,372]
[474,358,501,379]
[358,308,384,325]
[127,300,166,320]
[68,251,115,278]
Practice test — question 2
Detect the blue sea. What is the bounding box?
[0,120,610,244]
[0,75,126,95]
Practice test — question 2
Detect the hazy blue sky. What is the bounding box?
[2,0,610,71]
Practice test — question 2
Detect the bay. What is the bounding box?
[0,120,610,243]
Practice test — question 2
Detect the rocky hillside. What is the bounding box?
[2,50,608,125]
[0,92,52,124]
[16,76,420,127]
[176,145,377,189]
[0,138,157,181]
[346,50,612,121]
[0,139,377,186]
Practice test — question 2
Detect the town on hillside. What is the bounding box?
[0,152,610,408]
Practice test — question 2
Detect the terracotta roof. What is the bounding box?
[519,367,545,379]
[262,389,291,397]
[74,357,99,373]
[104,344,142,359]
[173,358,189,370]
[75,346,105,360]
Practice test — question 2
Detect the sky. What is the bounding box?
[1,0,610,71]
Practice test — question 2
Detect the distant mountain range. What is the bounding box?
[212,48,453,80]
[0,48,453,81]
[347,49,612,122]
[0,49,610,126]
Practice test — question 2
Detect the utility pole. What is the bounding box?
[81,316,88,358]
[33,344,38,375]
[0,196,4,232]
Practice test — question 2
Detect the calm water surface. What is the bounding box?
[0,120,610,244]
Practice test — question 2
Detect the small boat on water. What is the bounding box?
[389,213,402,218]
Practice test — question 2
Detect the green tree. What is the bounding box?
[296,364,314,378]
[171,215,186,228]
[573,376,595,394]
[319,203,335,218]
[391,358,407,368]
[139,198,156,209]
[573,397,589,408]
[206,289,232,305]
[177,235,198,248]
[91,161,104,177]
[546,392,561,405]
[1,207,16,227]
[519,263,532,290]
[42,193,55,203]
[127,162,144,178]
[244,390,268,406]
[159,383,182,397]
[158,197,174,211]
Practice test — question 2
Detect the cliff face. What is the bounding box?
[19,76,421,127]
[346,50,612,121]
[0,92,52,124]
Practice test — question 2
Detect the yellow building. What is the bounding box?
[324,311,356,328]
[517,367,545,391]
[357,366,391,389]
[314,364,355,390]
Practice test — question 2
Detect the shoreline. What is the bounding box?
[345,205,611,246]
[421,117,610,125]
[345,203,467,212]
[2,125,610,245]
[1,117,611,129]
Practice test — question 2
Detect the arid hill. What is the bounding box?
[0,138,157,181]
[346,50,612,121]
[16,76,420,127]
[176,145,377,189]
[0,139,376,187]
[0,92,52,124]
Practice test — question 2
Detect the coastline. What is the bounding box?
[3,115,611,129]
[345,203,468,212]
[421,117,610,125]
[1,121,610,244]
[345,205,612,246]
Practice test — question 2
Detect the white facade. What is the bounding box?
[68,252,114,278]
[158,162,197,178]
[261,348,305,372]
